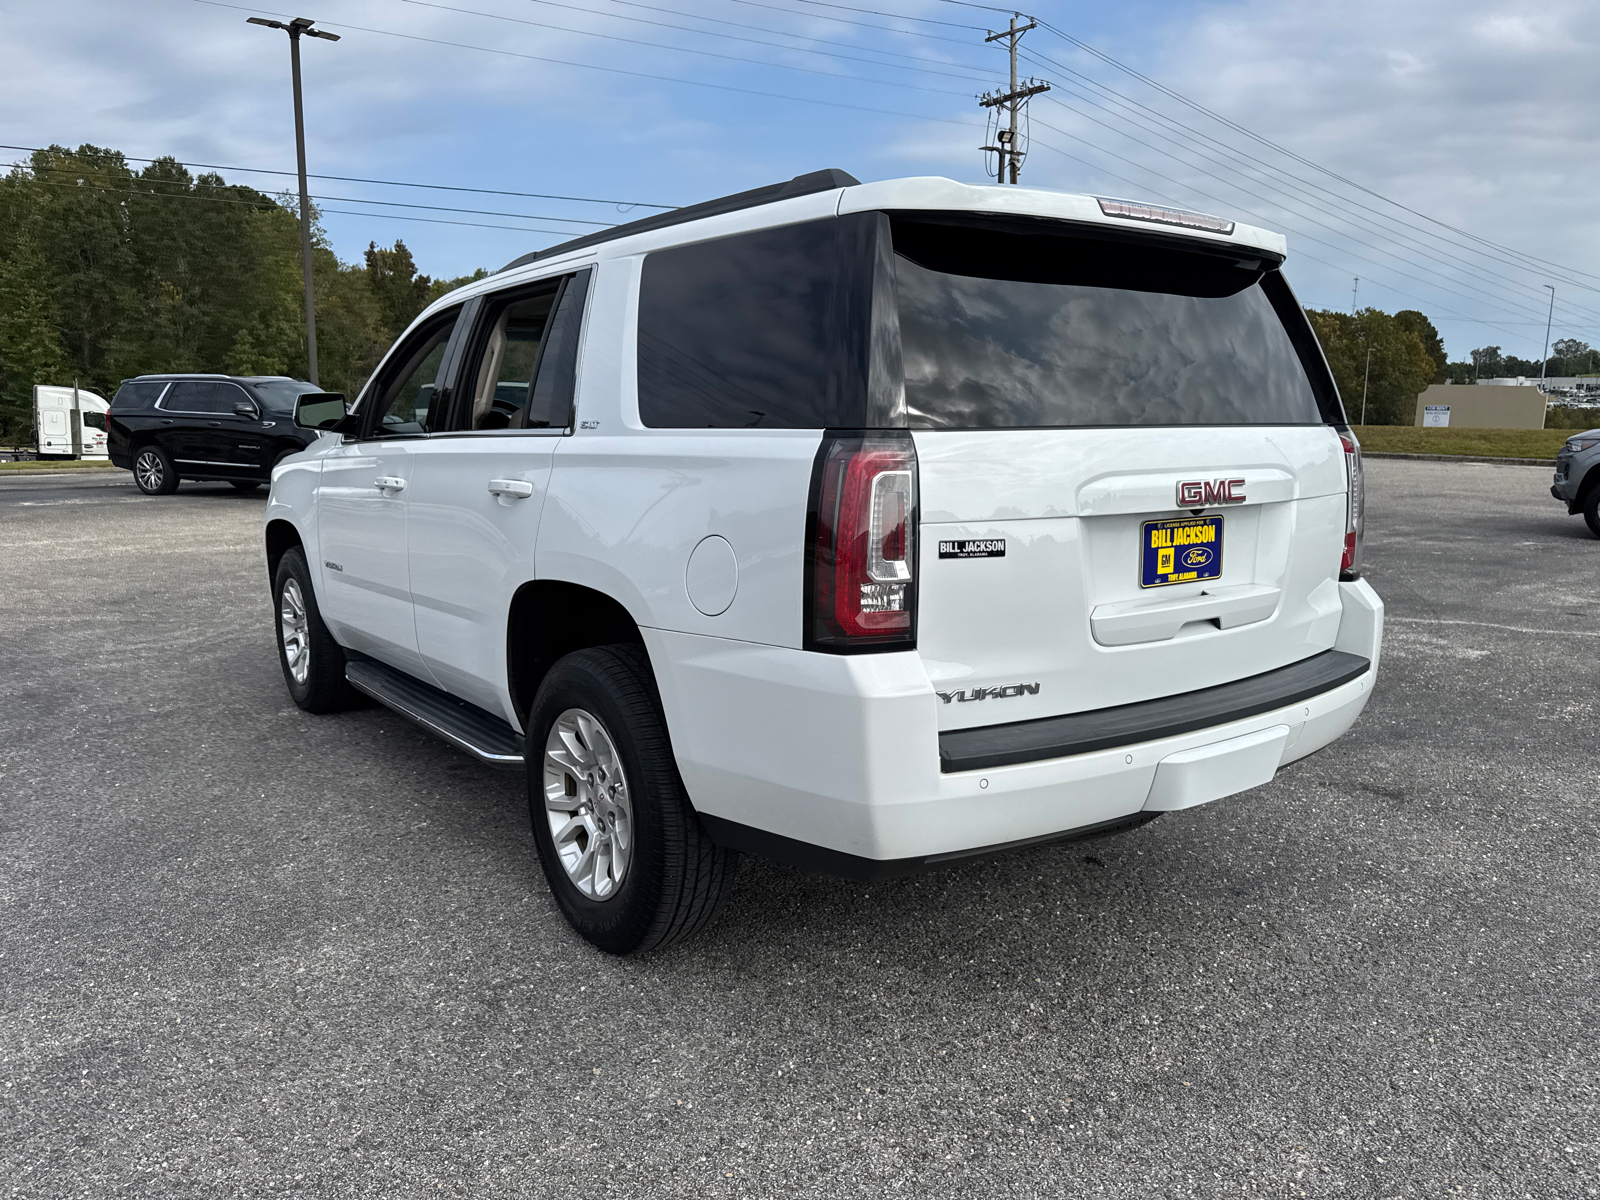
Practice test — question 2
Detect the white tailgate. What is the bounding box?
[915,425,1348,730]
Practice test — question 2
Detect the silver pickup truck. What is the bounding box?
[1551,429,1600,537]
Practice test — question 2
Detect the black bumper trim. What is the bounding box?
[939,649,1371,774]
[698,811,1160,882]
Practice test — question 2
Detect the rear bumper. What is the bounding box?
[649,578,1383,870]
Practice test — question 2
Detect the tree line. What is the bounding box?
[1,143,1593,442]
[0,144,484,441]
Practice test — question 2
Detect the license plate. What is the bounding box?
[1141,516,1224,588]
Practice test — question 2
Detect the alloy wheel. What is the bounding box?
[135,450,164,492]
[542,708,634,900]
[279,578,311,685]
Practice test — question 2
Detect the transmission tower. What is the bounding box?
[979,15,1050,184]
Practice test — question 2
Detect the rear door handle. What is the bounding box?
[1090,584,1282,647]
[487,479,534,499]
[373,476,406,493]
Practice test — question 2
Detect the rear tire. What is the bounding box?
[132,445,178,495]
[526,645,738,955]
[1583,486,1600,538]
[273,547,360,713]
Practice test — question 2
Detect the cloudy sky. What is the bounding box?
[6,0,1598,363]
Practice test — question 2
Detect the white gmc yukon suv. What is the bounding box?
[265,170,1383,954]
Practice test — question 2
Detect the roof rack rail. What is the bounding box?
[498,167,860,272]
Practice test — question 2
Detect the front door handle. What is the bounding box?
[373,476,406,493]
[487,479,535,499]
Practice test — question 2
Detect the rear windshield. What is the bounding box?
[250,379,323,413]
[892,219,1324,429]
[633,213,1332,431]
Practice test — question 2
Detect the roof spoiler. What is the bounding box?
[498,168,860,272]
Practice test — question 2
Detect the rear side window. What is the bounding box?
[111,382,166,410]
[636,215,891,429]
[892,219,1325,429]
[161,381,238,415]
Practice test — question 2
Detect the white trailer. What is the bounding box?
[33,383,110,460]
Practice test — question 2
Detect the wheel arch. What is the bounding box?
[1576,461,1600,507]
[507,581,648,725]
[265,519,304,586]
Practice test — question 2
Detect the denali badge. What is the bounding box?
[1177,478,1246,507]
[936,683,1040,704]
[939,538,1006,559]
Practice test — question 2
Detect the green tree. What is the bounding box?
[1470,346,1504,378]
[1306,307,1438,425]
[0,175,68,440]
[1393,310,1447,382]
[365,239,433,342]
[0,142,490,434]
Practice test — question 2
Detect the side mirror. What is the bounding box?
[233,400,258,418]
[294,392,351,431]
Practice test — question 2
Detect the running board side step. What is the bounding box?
[345,658,524,770]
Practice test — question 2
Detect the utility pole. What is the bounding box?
[979,15,1049,184]
[1360,346,1373,426]
[1540,284,1556,389]
[248,16,340,386]
[1351,277,1359,316]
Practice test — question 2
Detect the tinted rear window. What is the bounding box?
[892,219,1323,429]
[250,379,322,413]
[636,215,892,429]
[111,382,167,410]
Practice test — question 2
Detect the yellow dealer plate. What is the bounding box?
[1140,516,1223,588]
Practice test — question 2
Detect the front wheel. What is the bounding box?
[273,547,360,713]
[526,645,738,955]
[132,445,178,495]
[1583,487,1600,539]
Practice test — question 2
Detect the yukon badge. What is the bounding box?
[1177,478,1246,507]
[936,683,1040,704]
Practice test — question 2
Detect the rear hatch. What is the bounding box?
[890,214,1351,729]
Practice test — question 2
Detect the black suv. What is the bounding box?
[108,375,327,494]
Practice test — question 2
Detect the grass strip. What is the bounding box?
[1350,426,1573,460]
[0,458,122,471]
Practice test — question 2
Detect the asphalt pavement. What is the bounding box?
[1,462,1596,1198]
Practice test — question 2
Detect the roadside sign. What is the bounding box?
[1423,404,1450,428]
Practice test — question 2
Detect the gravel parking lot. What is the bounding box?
[1,460,1596,1199]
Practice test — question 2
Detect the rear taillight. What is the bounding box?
[1339,431,1364,580]
[806,431,918,651]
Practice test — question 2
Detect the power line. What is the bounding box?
[1024,117,1539,344]
[6,162,619,227]
[778,0,986,31]
[0,170,595,236]
[190,0,980,127]
[723,0,978,47]
[1031,17,1600,290]
[391,0,974,94]
[1016,44,1600,310]
[507,0,995,84]
[1028,89,1600,331]
[0,142,672,209]
[773,0,1600,328]
[587,0,993,75]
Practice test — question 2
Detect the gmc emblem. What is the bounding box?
[1177,478,1246,507]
